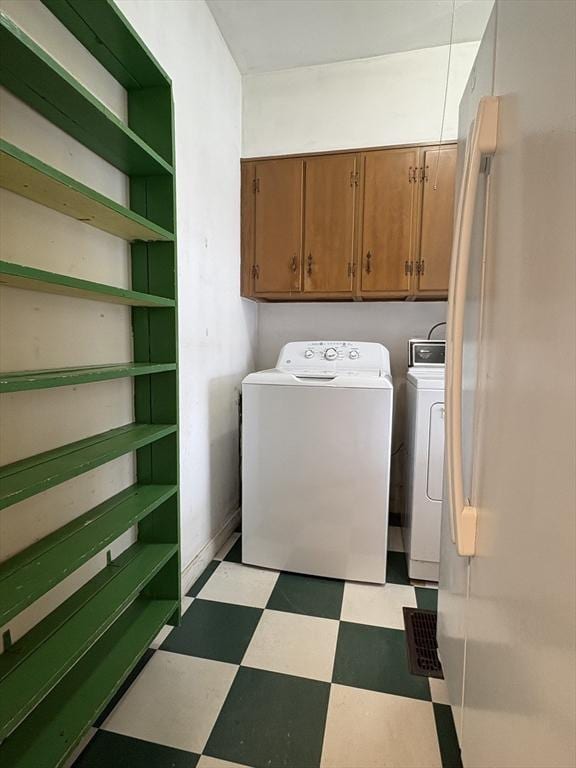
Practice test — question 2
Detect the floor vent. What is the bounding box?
[403,607,443,678]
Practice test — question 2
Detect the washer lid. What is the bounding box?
[407,367,445,390]
[243,369,393,389]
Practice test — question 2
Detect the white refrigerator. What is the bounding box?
[438,2,576,767]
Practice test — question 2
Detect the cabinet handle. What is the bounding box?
[365,251,372,274]
[290,255,298,273]
[307,253,313,276]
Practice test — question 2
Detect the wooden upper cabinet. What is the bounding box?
[359,147,419,296]
[415,145,457,294]
[253,158,303,295]
[240,142,456,301]
[240,161,255,298]
[303,154,357,294]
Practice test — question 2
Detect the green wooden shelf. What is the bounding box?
[0,596,177,768]
[42,0,170,89]
[0,483,177,625]
[0,260,175,307]
[0,542,176,740]
[0,140,175,242]
[0,362,176,393]
[0,11,172,176]
[1,3,180,763]
[0,422,177,511]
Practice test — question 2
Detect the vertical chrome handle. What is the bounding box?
[446,95,498,557]
[307,253,313,276]
[365,251,372,274]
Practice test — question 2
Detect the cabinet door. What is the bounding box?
[240,162,255,298]
[359,147,418,296]
[303,154,356,294]
[416,145,457,294]
[253,158,303,295]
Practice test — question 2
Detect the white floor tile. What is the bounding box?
[182,595,194,613]
[341,581,417,629]
[321,684,441,768]
[197,561,279,608]
[197,757,251,768]
[388,526,405,552]
[242,609,339,682]
[410,579,438,589]
[214,532,241,561]
[429,676,451,705]
[150,624,172,650]
[102,650,237,754]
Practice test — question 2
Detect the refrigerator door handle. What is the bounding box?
[445,96,499,557]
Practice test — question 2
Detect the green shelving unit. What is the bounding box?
[0,1,179,765]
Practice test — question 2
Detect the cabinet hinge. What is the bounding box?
[415,260,425,276]
[252,264,260,279]
[404,260,414,276]
[420,165,428,183]
[347,262,357,278]
[252,177,260,193]
[408,166,417,183]
[350,171,359,187]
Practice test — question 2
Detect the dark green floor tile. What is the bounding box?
[415,586,438,611]
[223,537,242,563]
[204,667,330,768]
[333,621,431,701]
[267,571,344,619]
[73,731,199,768]
[386,551,410,585]
[186,560,220,597]
[94,648,154,727]
[434,703,463,768]
[161,598,261,664]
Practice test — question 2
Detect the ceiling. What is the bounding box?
[207,0,494,74]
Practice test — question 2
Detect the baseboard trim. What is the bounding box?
[180,508,241,595]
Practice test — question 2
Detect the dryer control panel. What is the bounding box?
[276,341,391,375]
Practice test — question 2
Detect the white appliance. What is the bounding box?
[242,341,393,583]
[404,361,445,582]
[439,3,576,767]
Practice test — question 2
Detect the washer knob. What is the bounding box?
[324,347,338,361]
[304,349,314,359]
[349,350,360,359]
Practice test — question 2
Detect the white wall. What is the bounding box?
[257,302,446,375]
[243,42,479,157]
[118,0,258,570]
[243,42,481,379]
[0,0,256,643]
[243,42,479,373]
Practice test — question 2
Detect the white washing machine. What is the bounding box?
[404,341,446,582]
[242,341,394,583]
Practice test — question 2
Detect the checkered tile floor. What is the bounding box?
[71,527,462,768]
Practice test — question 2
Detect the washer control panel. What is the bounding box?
[276,341,391,375]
